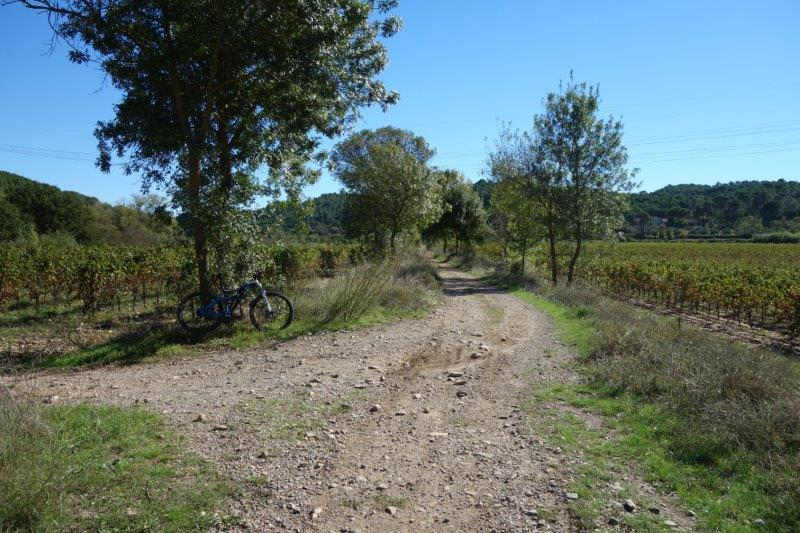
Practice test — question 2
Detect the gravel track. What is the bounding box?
[9,265,689,532]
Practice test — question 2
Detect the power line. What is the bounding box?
[636,144,800,165]
[627,122,800,146]
[634,139,800,159]
[0,144,123,166]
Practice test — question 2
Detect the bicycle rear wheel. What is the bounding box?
[249,291,293,331]
[177,292,223,333]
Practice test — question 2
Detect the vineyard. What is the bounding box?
[570,242,800,338]
[0,241,364,315]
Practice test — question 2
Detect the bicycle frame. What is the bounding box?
[197,279,271,320]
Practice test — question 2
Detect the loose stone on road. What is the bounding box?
[11,264,685,531]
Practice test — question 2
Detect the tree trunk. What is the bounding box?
[390,229,397,255]
[567,227,582,285]
[193,217,211,299]
[186,157,212,300]
[547,221,558,285]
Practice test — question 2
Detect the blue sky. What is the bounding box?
[1,0,798,205]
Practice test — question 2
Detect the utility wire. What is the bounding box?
[0,144,123,166]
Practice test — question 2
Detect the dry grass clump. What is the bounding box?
[583,304,800,460]
[534,279,800,460]
[292,251,440,325]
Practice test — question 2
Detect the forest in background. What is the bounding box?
[234,178,800,242]
[0,170,175,245]
[3,169,799,245]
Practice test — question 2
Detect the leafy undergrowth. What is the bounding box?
[0,397,233,532]
[5,252,440,370]
[515,282,800,532]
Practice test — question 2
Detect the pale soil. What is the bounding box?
[7,265,693,532]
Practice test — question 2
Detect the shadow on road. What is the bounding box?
[437,267,506,297]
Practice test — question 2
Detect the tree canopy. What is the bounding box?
[424,170,486,254]
[13,0,400,293]
[488,78,635,283]
[330,127,441,252]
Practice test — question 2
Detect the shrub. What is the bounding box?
[290,251,439,325]
[509,271,800,527]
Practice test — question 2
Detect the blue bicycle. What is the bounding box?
[177,272,293,334]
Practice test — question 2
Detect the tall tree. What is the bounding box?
[488,124,564,282]
[424,170,485,254]
[489,174,541,276]
[330,127,442,253]
[10,0,400,295]
[535,78,636,283]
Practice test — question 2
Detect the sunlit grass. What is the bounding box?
[0,399,233,531]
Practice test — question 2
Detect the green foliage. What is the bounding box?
[627,180,800,238]
[751,231,800,243]
[16,0,400,295]
[487,76,635,284]
[0,192,27,242]
[331,127,443,252]
[308,192,349,237]
[534,77,636,282]
[424,170,486,253]
[0,170,93,242]
[0,170,177,245]
[471,178,494,209]
[0,398,231,531]
[489,177,542,273]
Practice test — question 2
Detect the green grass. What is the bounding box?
[517,288,796,532]
[372,493,407,510]
[511,289,593,354]
[479,295,505,324]
[523,387,675,531]
[1,400,233,532]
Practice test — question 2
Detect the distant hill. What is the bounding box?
[627,180,800,238]
[0,170,175,245]
[7,170,797,243]
[256,192,350,240]
[309,192,348,237]
[470,178,800,239]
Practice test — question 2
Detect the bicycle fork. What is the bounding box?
[259,289,274,314]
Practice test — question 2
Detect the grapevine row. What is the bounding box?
[574,243,800,337]
[0,242,364,313]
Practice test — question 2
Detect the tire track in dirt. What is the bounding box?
[7,264,688,532]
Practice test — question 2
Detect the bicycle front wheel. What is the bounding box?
[177,292,223,334]
[249,292,293,331]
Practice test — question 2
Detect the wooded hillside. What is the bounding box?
[627,180,800,237]
[471,178,800,239]
[0,170,175,245]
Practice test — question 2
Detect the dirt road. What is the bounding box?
[11,265,683,532]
